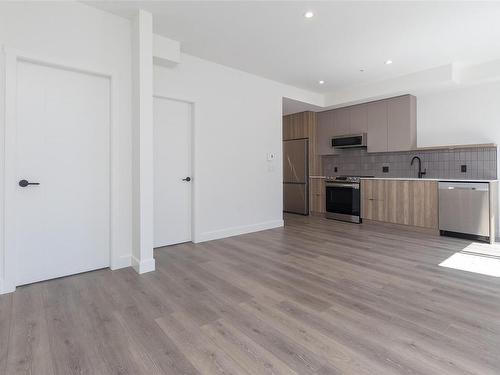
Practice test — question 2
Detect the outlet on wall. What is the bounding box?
[334,167,338,172]
[382,165,389,173]
[461,165,467,173]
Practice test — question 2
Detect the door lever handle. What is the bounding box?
[182,177,191,182]
[19,179,40,187]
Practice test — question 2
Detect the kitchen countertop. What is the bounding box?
[415,143,496,151]
[309,175,498,182]
[360,177,498,183]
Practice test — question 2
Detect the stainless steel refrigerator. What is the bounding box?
[283,139,309,215]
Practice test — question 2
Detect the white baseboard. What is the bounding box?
[195,219,284,243]
[110,255,132,270]
[131,256,156,274]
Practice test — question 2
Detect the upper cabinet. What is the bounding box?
[366,100,388,153]
[333,108,350,136]
[316,108,350,155]
[316,106,362,155]
[283,112,312,140]
[387,95,416,152]
[349,104,368,134]
[316,94,416,154]
[316,111,335,155]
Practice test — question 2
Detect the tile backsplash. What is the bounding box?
[323,146,497,180]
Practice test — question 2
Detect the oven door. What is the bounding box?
[325,183,361,223]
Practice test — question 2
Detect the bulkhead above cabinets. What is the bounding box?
[316,94,416,155]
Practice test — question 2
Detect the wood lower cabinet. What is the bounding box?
[385,180,410,225]
[409,180,439,228]
[361,179,438,229]
[361,179,387,222]
[309,178,325,214]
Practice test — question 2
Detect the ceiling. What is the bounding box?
[86,1,500,93]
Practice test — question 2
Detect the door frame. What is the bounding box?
[152,94,196,245]
[2,46,120,293]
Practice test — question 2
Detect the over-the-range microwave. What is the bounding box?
[331,133,367,149]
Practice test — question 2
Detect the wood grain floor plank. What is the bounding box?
[0,291,13,374]
[67,272,148,375]
[5,283,54,375]
[1,214,499,374]
[324,298,499,375]
[201,318,299,375]
[156,313,251,375]
[239,296,393,375]
[42,278,107,375]
[113,303,200,375]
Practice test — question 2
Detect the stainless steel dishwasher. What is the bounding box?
[438,181,495,243]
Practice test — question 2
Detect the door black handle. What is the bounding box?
[19,179,40,187]
[182,177,191,182]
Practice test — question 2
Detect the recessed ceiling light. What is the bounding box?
[385,60,393,65]
[318,80,325,85]
[304,11,314,18]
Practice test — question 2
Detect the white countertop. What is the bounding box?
[359,177,498,183]
[309,175,497,182]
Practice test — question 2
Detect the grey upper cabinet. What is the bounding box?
[387,95,417,152]
[349,104,368,134]
[315,94,417,155]
[316,111,336,155]
[316,108,349,155]
[333,108,350,136]
[366,100,388,153]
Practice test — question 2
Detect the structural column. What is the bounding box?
[131,10,155,273]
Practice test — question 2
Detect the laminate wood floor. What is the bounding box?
[1,214,500,375]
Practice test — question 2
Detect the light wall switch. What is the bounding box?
[267,152,276,161]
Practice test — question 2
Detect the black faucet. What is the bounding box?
[411,156,426,178]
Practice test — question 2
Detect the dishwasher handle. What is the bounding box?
[438,181,489,192]
[446,186,476,190]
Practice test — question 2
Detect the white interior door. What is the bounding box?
[153,97,192,247]
[15,60,110,286]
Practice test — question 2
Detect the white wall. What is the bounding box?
[417,81,500,149]
[418,81,500,234]
[0,2,133,290]
[154,54,322,242]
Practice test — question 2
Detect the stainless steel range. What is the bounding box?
[325,176,372,223]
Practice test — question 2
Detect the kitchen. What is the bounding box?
[3,2,500,374]
[283,94,498,244]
